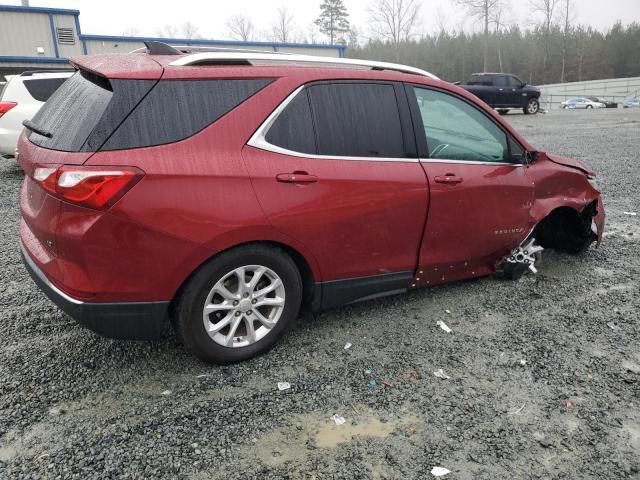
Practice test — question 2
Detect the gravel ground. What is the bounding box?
[0,108,639,480]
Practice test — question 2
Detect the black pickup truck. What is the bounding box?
[459,73,542,115]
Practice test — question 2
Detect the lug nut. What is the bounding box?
[233,300,239,306]
[246,310,252,315]
[235,311,241,316]
[243,292,249,298]
[251,299,257,304]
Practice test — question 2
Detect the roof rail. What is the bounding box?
[131,44,291,55]
[169,52,439,79]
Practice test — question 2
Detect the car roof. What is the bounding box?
[70,52,439,82]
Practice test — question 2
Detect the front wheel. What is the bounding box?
[523,98,539,115]
[586,105,593,110]
[174,244,302,364]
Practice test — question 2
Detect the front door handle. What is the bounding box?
[434,174,463,185]
[276,172,318,184]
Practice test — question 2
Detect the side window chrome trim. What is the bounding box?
[419,158,524,167]
[247,84,419,163]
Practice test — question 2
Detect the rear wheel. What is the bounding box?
[524,98,539,115]
[586,105,593,110]
[174,244,302,364]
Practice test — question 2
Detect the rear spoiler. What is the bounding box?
[69,53,164,80]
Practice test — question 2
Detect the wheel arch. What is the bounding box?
[169,239,318,320]
[531,202,598,254]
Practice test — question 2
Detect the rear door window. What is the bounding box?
[23,77,69,102]
[493,76,509,87]
[307,83,405,158]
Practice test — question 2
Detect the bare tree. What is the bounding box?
[272,7,295,43]
[227,14,254,42]
[368,0,421,59]
[491,10,505,72]
[349,25,361,48]
[529,0,560,80]
[559,0,575,82]
[181,21,201,39]
[156,25,179,38]
[307,22,321,44]
[453,0,504,72]
[122,27,139,37]
[434,8,450,34]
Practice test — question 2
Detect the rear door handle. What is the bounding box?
[276,172,318,184]
[434,174,463,185]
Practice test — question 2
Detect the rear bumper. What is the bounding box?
[21,242,169,340]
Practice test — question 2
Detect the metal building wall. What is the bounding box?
[0,5,346,78]
[51,13,83,58]
[0,10,55,58]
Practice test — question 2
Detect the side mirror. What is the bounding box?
[520,82,527,88]
[524,150,539,164]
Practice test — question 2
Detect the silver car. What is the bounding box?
[623,97,640,108]
[560,97,606,110]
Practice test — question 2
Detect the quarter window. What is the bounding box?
[103,79,271,151]
[265,89,316,154]
[413,87,509,163]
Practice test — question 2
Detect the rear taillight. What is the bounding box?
[32,165,144,210]
[0,101,17,118]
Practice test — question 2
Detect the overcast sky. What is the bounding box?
[9,0,640,43]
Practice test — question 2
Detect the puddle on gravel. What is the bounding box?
[251,412,417,466]
[314,417,395,448]
[622,422,640,451]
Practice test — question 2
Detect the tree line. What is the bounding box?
[350,21,640,85]
[145,0,640,85]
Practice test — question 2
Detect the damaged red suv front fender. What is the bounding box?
[527,152,605,245]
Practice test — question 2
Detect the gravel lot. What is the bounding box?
[1,108,639,480]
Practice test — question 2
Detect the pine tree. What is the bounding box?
[314,0,350,45]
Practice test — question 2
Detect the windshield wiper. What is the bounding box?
[22,120,52,138]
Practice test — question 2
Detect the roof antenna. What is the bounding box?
[143,41,182,55]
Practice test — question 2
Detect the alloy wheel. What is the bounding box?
[202,265,286,348]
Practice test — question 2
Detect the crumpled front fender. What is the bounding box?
[593,194,605,246]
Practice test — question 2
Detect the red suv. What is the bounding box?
[18,44,604,363]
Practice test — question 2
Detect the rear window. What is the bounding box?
[23,77,69,102]
[28,70,115,152]
[28,71,271,153]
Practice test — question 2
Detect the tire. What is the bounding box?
[523,98,539,115]
[174,244,302,364]
[586,105,593,110]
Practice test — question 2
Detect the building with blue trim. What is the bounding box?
[0,5,346,79]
